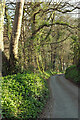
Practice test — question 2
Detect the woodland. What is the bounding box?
[0,0,80,119]
[0,0,80,75]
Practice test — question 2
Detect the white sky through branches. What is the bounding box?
[6,0,80,18]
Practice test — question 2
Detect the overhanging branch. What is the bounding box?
[41,33,71,46]
[32,22,78,36]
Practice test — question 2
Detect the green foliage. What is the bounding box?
[45,70,57,76]
[65,65,80,84]
[54,20,69,26]
[70,35,80,65]
[2,72,50,119]
[71,35,78,41]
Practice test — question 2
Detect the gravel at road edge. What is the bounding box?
[38,78,54,118]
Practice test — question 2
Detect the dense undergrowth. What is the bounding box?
[2,71,52,120]
[65,65,80,84]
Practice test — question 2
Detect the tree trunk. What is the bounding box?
[9,0,25,68]
[0,0,5,119]
[0,0,8,76]
[41,45,46,71]
[59,57,62,72]
[50,44,56,70]
[0,0,5,52]
[5,5,12,41]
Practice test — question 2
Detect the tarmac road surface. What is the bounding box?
[40,74,78,118]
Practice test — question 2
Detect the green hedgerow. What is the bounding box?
[65,65,80,84]
[2,72,50,119]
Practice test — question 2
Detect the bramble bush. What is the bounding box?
[2,72,50,119]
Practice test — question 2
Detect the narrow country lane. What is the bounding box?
[40,74,78,118]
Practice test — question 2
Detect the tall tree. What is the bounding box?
[0,0,5,54]
[0,0,5,75]
[0,0,5,118]
[9,0,25,69]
